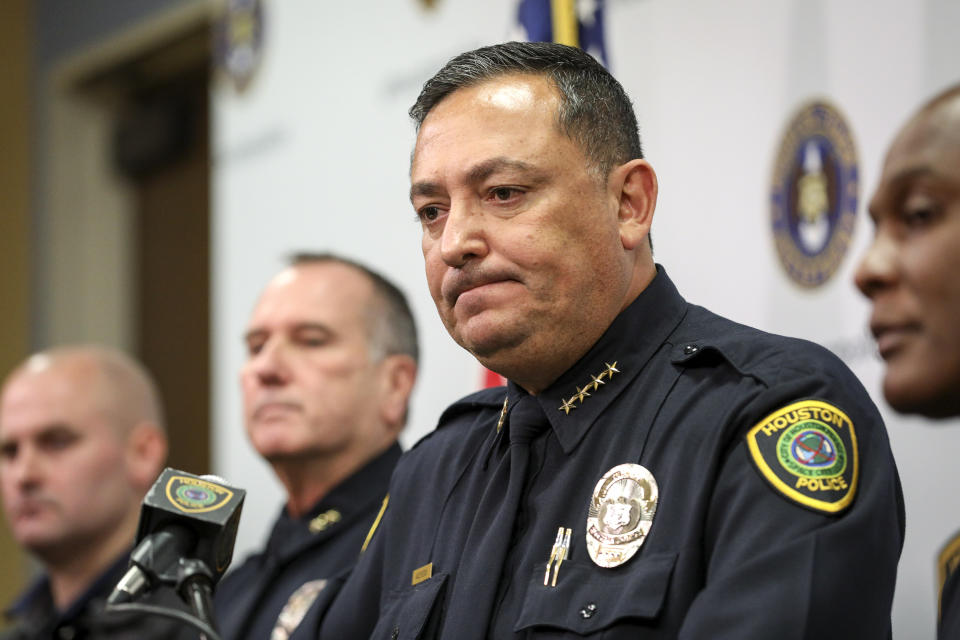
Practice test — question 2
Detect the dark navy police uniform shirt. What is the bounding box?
[942,569,960,640]
[316,268,904,639]
[2,553,196,640]
[214,443,400,640]
[939,530,960,639]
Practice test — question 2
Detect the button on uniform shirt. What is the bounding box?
[316,268,904,640]
[214,443,400,640]
[1,553,197,640]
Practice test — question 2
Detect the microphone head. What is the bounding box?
[136,468,246,581]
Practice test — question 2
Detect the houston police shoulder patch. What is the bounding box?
[746,399,858,514]
[770,100,859,288]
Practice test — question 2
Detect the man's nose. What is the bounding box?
[439,201,489,267]
[854,231,898,299]
[10,444,42,490]
[249,339,292,386]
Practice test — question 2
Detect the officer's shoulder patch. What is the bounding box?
[745,399,858,514]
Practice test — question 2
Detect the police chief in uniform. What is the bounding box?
[214,254,418,639]
[855,82,960,640]
[314,42,905,639]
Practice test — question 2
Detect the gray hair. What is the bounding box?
[287,252,419,365]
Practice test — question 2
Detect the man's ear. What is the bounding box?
[609,159,658,251]
[125,422,169,491]
[377,355,418,437]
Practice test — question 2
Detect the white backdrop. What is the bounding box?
[211,1,960,637]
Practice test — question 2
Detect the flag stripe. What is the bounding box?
[550,0,578,47]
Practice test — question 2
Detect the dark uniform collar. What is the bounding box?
[522,265,686,454]
[265,442,402,560]
[5,551,130,632]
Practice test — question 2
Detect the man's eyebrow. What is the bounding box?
[290,322,331,334]
[465,157,539,184]
[38,424,77,438]
[868,166,939,221]
[410,181,443,203]
[243,328,267,344]
[888,165,936,186]
[244,322,331,342]
[410,157,544,202]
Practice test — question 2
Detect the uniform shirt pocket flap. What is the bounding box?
[373,572,449,640]
[515,551,677,634]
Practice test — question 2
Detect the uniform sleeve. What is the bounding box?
[678,369,904,639]
[940,566,960,640]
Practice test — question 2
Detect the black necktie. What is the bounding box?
[443,394,549,639]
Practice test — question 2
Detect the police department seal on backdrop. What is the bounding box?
[770,100,858,288]
[215,0,264,92]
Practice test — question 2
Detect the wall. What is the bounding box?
[0,0,35,615]
[2,0,198,612]
[31,0,199,349]
[210,1,960,637]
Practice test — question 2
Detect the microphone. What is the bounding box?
[109,468,246,606]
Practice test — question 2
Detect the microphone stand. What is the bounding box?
[177,558,217,640]
[105,556,224,640]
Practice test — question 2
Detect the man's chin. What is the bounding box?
[250,423,305,452]
[258,444,308,463]
[884,375,960,419]
[18,530,69,560]
[262,443,346,465]
[452,321,528,361]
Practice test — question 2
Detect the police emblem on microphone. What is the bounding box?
[167,475,236,514]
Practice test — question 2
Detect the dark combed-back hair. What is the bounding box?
[287,252,419,365]
[409,41,644,176]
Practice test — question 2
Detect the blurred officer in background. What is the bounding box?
[0,345,187,639]
[214,253,418,640]
[855,82,960,640]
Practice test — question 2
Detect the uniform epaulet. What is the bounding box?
[436,386,507,428]
[669,305,837,389]
[407,386,507,452]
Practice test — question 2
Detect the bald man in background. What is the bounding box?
[855,83,960,640]
[0,346,192,639]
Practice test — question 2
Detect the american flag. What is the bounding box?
[516,0,608,68]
